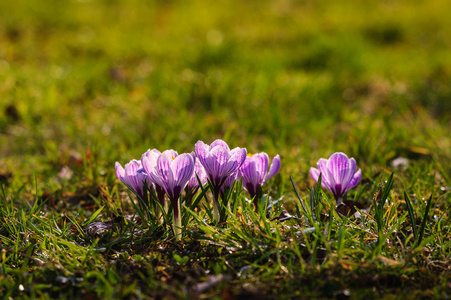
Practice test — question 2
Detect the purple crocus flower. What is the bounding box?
[309,152,361,205]
[195,140,247,187]
[142,149,179,189]
[195,139,247,222]
[186,159,208,203]
[240,153,281,209]
[141,149,168,213]
[149,151,196,241]
[115,159,149,200]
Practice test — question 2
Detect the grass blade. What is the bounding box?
[290,176,310,227]
[404,191,417,241]
[82,206,104,227]
[375,172,395,234]
[417,194,433,245]
[310,188,316,223]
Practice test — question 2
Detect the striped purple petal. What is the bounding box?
[142,151,164,188]
[222,147,247,178]
[347,168,362,190]
[210,139,230,151]
[161,149,179,160]
[155,152,195,202]
[195,141,209,163]
[309,167,321,185]
[115,159,148,199]
[187,159,208,191]
[209,145,231,183]
[265,154,280,183]
[115,162,126,183]
[317,158,333,189]
[172,152,196,188]
[310,152,361,202]
[240,152,280,200]
[327,152,356,190]
[241,157,259,197]
[253,153,269,183]
[157,154,175,199]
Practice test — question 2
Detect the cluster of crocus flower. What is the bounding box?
[115,139,282,240]
[195,140,283,220]
[116,149,199,241]
[116,138,362,242]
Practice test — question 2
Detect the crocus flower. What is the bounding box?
[309,152,361,205]
[141,149,168,214]
[240,153,281,209]
[195,139,247,222]
[185,159,208,204]
[115,159,149,200]
[148,151,196,241]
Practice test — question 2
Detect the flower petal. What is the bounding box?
[157,154,174,198]
[347,168,361,190]
[265,154,280,183]
[207,145,231,184]
[195,140,209,163]
[141,149,161,163]
[115,162,125,183]
[171,153,195,189]
[190,151,196,162]
[222,170,238,192]
[309,167,320,183]
[254,153,269,183]
[141,154,155,175]
[343,157,357,186]
[125,160,141,177]
[317,158,333,190]
[188,159,208,190]
[222,147,247,177]
[210,144,231,166]
[328,152,355,186]
[142,155,164,187]
[161,149,178,160]
[210,139,230,151]
[124,160,142,191]
[196,141,217,182]
[116,159,148,198]
[241,157,259,196]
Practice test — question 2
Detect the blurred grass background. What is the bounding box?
[0,0,450,193]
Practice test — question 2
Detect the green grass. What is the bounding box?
[0,0,450,298]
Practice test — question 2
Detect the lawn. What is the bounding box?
[0,0,450,298]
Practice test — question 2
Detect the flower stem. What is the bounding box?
[213,188,220,223]
[173,199,182,242]
[157,188,166,224]
[155,205,162,223]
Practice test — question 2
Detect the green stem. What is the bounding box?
[157,187,167,224]
[173,200,182,242]
[156,205,162,223]
[213,188,220,223]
